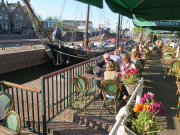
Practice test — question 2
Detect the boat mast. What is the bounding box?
[23,0,53,43]
[84,4,90,48]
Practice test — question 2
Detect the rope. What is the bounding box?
[53,49,88,59]
[58,0,67,26]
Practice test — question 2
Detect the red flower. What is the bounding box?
[131,68,135,71]
[119,73,122,77]
[133,70,138,74]
[126,69,131,73]
[127,74,130,78]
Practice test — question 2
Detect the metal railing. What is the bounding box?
[0,42,137,135]
[40,55,103,134]
[109,78,144,135]
[0,81,42,134]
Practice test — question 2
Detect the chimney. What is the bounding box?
[17,1,20,5]
[1,0,4,4]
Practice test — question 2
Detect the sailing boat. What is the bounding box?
[23,0,116,66]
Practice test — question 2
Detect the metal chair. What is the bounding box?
[99,79,121,116]
[113,61,120,72]
[3,111,21,134]
[71,75,96,114]
[0,92,14,114]
[168,60,180,78]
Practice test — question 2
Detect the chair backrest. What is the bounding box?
[3,111,21,134]
[170,60,180,72]
[73,75,89,95]
[100,79,121,100]
[163,54,174,60]
[0,92,13,114]
[113,61,120,72]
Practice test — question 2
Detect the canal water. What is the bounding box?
[0,62,64,84]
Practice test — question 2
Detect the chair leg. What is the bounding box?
[115,101,117,115]
[94,93,95,107]
[99,100,105,117]
[71,94,77,110]
[81,95,83,103]
[84,96,87,114]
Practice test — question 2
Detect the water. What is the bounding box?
[0,62,64,84]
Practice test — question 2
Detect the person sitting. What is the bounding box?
[0,99,6,125]
[131,51,142,72]
[120,53,136,99]
[118,46,127,60]
[170,40,175,48]
[95,53,113,100]
[110,50,121,64]
[104,61,121,100]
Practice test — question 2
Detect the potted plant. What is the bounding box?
[125,92,166,135]
[121,68,139,95]
[85,64,95,74]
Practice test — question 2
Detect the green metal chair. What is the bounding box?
[99,79,121,116]
[169,60,180,77]
[3,111,21,135]
[71,75,96,114]
[0,92,14,114]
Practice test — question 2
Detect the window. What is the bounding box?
[2,7,4,11]
[27,15,30,20]
[11,7,14,10]
[0,14,3,19]
[5,14,8,20]
[3,23,6,29]
[27,22,29,27]
[18,22,20,28]
[53,22,56,27]
[45,22,48,28]
[23,22,25,27]
[16,14,19,19]
[18,8,20,11]
[20,14,23,20]
[15,21,18,27]
[49,22,52,27]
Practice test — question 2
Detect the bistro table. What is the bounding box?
[0,125,17,135]
[160,58,174,79]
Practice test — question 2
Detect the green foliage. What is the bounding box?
[148,32,153,38]
[157,34,162,39]
[133,27,144,33]
[123,69,138,85]
[86,64,95,71]
[167,35,172,38]
[132,110,157,134]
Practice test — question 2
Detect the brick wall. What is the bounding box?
[0,49,51,74]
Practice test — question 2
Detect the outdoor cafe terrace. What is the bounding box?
[1,44,180,135]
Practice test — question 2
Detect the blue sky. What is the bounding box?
[9,0,134,31]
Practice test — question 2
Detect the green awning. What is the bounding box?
[145,28,179,34]
[133,14,180,31]
[77,0,180,21]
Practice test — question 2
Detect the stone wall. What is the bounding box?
[0,49,51,74]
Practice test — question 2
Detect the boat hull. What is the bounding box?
[45,42,115,66]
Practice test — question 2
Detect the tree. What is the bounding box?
[167,34,172,38]
[148,31,153,38]
[157,34,162,39]
[133,26,144,33]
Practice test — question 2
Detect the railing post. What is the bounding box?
[69,69,72,108]
[136,78,144,104]
[1,83,4,92]
[41,79,47,135]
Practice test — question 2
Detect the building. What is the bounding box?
[0,0,32,33]
[43,19,57,28]
[62,20,93,32]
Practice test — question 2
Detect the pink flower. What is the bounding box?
[144,93,151,99]
[151,104,158,113]
[160,110,166,116]
[126,69,131,73]
[119,73,122,77]
[148,92,155,99]
[140,97,146,104]
[155,102,162,110]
